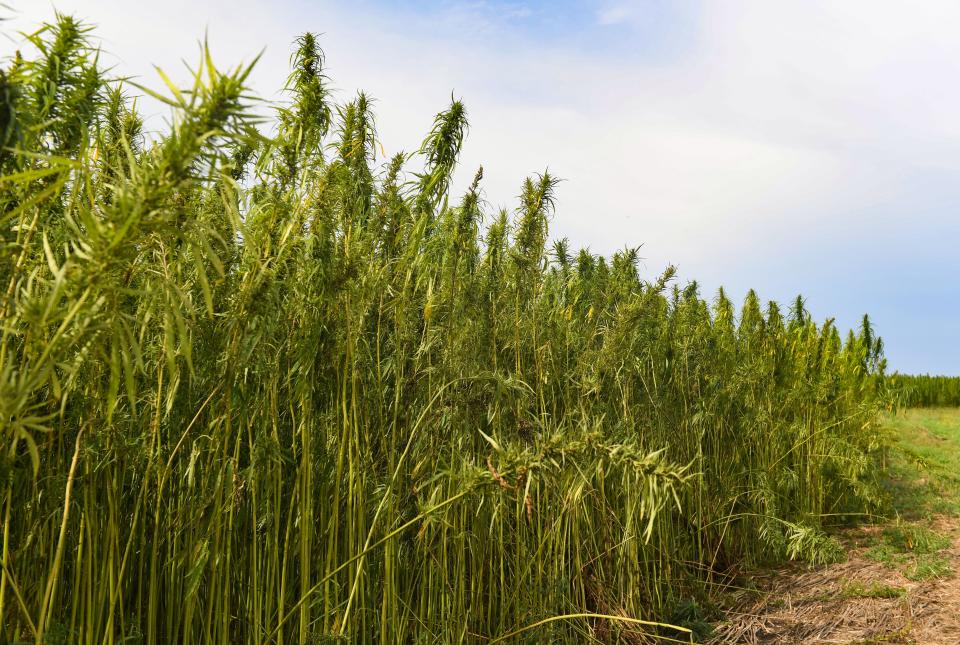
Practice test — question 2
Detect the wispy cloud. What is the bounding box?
[597,4,634,26]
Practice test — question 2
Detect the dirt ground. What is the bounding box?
[709,518,960,644]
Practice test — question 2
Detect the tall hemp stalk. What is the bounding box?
[1,15,891,644]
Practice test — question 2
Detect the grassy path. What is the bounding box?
[710,408,960,644]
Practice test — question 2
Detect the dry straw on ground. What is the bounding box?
[713,519,960,644]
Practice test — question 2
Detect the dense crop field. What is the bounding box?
[1,16,894,643]
[891,374,960,408]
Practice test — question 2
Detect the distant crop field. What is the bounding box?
[0,13,930,645]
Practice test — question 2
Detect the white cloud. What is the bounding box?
[597,4,634,26]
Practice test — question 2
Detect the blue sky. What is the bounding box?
[4,1,959,374]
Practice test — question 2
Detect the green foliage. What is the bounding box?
[905,554,953,581]
[881,408,960,519]
[882,523,950,555]
[864,520,954,581]
[891,373,960,407]
[666,598,715,640]
[837,580,906,600]
[0,14,893,643]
